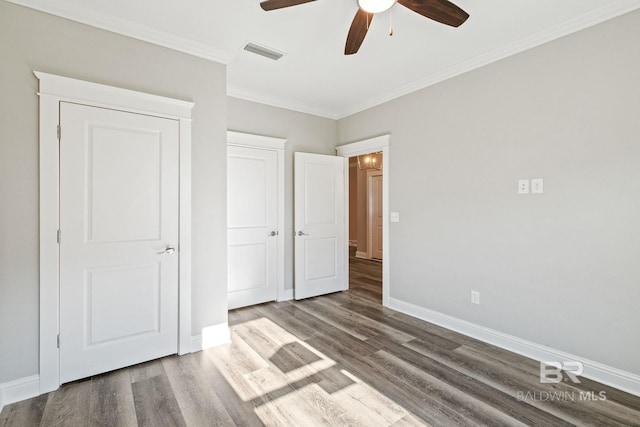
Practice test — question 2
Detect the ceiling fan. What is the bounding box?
[259,0,469,55]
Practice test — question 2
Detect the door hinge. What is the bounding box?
[57,334,60,349]
[57,125,61,140]
[57,229,61,244]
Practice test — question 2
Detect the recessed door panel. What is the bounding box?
[86,264,160,345]
[87,126,162,243]
[59,102,179,383]
[304,238,337,281]
[305,163,336,225]
[228,155,269,228]
[228,242,267,292]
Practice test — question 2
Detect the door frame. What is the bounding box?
[227,131,286,302]
[336,135,390,306]
[36,72,194,394]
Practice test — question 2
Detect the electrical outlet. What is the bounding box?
[532,178,544,194]
[518,180,529,194]
[390,212,400,223]
[471,291,480,305]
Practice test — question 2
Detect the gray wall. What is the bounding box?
[338,10,640,375]
[227,97,338,292]
[0,2,228,383]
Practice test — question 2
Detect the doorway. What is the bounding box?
[336,135,390,307]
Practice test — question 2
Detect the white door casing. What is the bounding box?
[336,135,390,306]
[369,173,383,260]
[37,72,193,393]
[294,152,346,299]
[59,103,180,383]
[227,145,278,309]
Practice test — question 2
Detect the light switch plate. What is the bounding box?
[532,178,544,194]
[518,179,530,194]
[390,212,400,223]
[471,291,480,305]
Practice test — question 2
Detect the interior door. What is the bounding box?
[369,174,383,260]
[59,102,179,383]
[294,152,346,299]
[227,145,278,309]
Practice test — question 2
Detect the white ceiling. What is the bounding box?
[8,0,640,118]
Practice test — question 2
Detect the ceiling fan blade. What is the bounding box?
[260,0,316,11]
[345,9,372,55]
[398,0,469,27]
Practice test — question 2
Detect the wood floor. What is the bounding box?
[2,255,640,426]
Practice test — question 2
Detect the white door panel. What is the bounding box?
[294,152,345,299]
[370,174,383,260]
[59,102,179,383]
[227,146,278,309]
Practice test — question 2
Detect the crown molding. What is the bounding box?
[9,0,639,119]
[5,0,237,64]
[227,86,339,120]
[335,0,640,119]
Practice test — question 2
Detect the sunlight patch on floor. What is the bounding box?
[206,315,426,426]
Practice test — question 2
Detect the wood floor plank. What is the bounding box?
[277,304,378,359]
[321,369,415,426]
[391,413,433,427]
[39,379,92,427]
[202,337,267,403]
[342,302,462,351]
[191,349,265,427]
[0,393,48,427]
[452,344,640,426]
[244,366,340,426]
[231,308,415,426]
[297,297,416,344]
[131,374,187,427]
[231,315,332,388]
[254,303,320,341]
[89,368,137,427]
[128,358,166,383]
[366,350,523,426]
[161,355,236,426]
[368,335,572,427]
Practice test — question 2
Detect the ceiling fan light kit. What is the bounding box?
[358,0,397,14]
[259,0,469,55]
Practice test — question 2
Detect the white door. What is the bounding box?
[227,146,278,309]
[59,102,179,383]
[294,152,346,299]
[369,174,383,260]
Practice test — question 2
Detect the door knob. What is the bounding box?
[297,231,309,236]
[157,245,176,255]
[269,231,278,237]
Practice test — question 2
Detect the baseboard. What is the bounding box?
[190,321,230,352]
[0,375,40,411]
[388,297,640,397]
[278,288,294,302]
[1,324,231,411]
[355,251,369,259]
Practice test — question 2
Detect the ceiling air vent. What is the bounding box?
[243,42,284,61]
